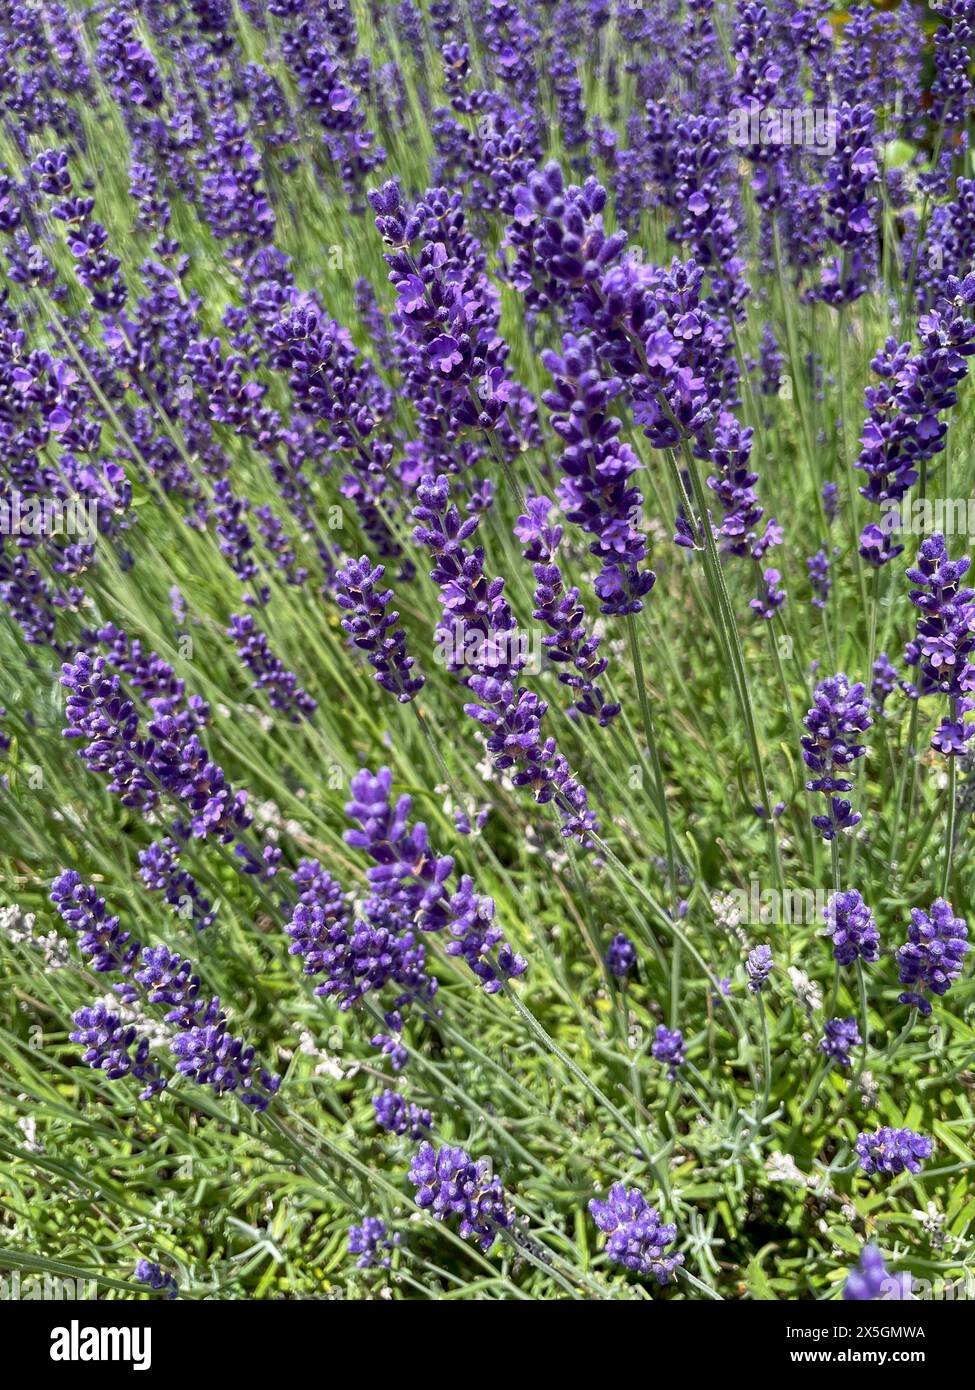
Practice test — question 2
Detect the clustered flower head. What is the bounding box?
[824,890,880,966]
[409,1143,511,1251]
[651,1025,685,1080]
[815,103,879,306]
[70,1003,166,1100]
[896,899,969,1015]
[746,944,773,992]
[348,1216,398,1270]
[540,335,656,617]
[856,279,975,565]
[819,1016,861,1069]
[227,613,317,722]
[138,838,216,932]
[334,556,424,703]
[807,549,831,610]
[134,1260,178,1299]
[904,533,975,754]
[871,652,899,712]
[51,869,140,987]
[372,1088,431,1140]
[515,493,619,725]
[412,475,597,841]
[856,1126,933,1177]
[843,1245,913,1301]
[605,932,636,978]
[588,1184,684,1284]
[60,649,252,844]
[801,674,872,839]
[343,766,526,995]
[54,873,280,1111]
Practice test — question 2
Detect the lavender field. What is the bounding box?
[1,0,974,1306]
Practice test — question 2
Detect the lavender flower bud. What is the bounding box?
[589,1184,684,1284]
[818,1017,861,1068]
[896,899,969,1015]
[843,1245,913,1301]
[825,890,880,966]
[855,1126,933,1178]
[746,944,773,991]
[409,1142,511,1251]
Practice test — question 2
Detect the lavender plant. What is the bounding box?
[0,0,973,1312]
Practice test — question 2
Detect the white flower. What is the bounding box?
[765,1151,807,1185]
[788,966,823,1013]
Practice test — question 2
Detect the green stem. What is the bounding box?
[941,754,957,899]
[889,702,921,870]
[625,611,677,898]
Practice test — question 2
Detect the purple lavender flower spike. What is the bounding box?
[750,567,786,620]
[746,944,773,992]
[843,1246,913,1301]
[371,1031,408,1073]
[651,1026,685,1080]
[818,1017,861,1069]
[343,767,524,993]
[348,1217,398,1270]
[408,1143,511,1251]
[930,2,975,138]
[814,104,879,307]
[372,1088,431,1139]
[443,875,525,994]
[50,870,140,990]
[855,1127,933,1178]
[56,869,278,1111]
[801,674,872,840]
[605,933,636,978]
[824,890,880,966]
[60,652,156,814]
[228,614,316,722]
[334,556,424,703]
[284,862,356,986]
[904,533,975,755]
[856,281,975,558]
[134,946,213,1030]
[134,1260,178,1298]
[807,550,831,610]
[540,337,654,617]
[589,1185,684,1284]
[412,475,597,841]
[60,649,252,844]
[515,494,619,724]
[871,653,898,713]
[70,1003,166,1099]
[138,838,217,931]
[170,1022,280,1110]
[896,899,969,1016]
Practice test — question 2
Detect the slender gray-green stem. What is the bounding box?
[883,1009,918,1066]
[941,753,958,899]
[889,702,921,870]
[625,611,677,900]
[836,305,870,628]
